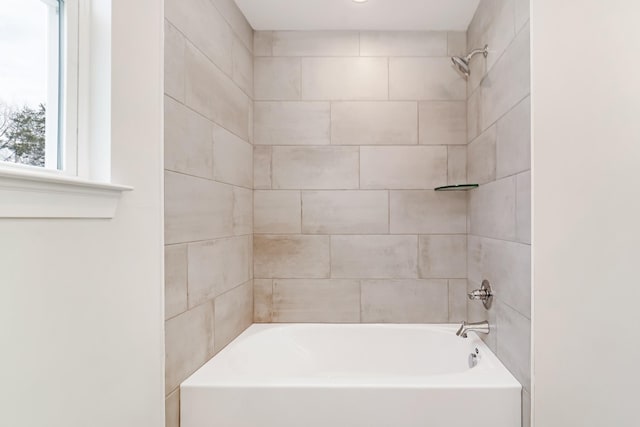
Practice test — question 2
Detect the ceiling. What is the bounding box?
[234,0,481,32]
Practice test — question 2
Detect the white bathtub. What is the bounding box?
[181,324,521,427]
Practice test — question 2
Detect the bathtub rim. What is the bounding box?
[181,323,522,390]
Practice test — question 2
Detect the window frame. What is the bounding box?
[0,0,131,219]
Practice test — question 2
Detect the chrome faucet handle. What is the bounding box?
[468,289,490,299]
[467,280,493,309]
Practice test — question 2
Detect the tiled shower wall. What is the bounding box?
[465,0,531,426]
[252,31,471,323]
[163,0,254,426]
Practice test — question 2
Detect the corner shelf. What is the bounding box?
[434,184,479,192]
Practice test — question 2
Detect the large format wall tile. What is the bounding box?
[165,389,180,427]
[164,0,256,412]
[468,0,516,76]
[272,31,359,56]
[185,42,251,139]
[213,124,252,188]
[272,146,359,189]
[331,235,418,278]
[516,171,531,244]
[447,31,467,56]
[165,171,234,244]
[254,102,330,145]
[165,244,188,320]
[253,146,272,189]
[301,57,388,100]
[466,1,531,411]
[360,146,447,189]
[166,0,233,75]
[232,186,253,236]
[419,101,466,145]
[164,96,213,179]
[497,96,531,178]
[301,191,388,234]
[467,235,531,318]
[210,0,253,50]
[214,280,253,352]
[390,191,467,234]
[247,30,510,336]
[254,191,301,234]
[469,176,517,240]
[272,279,360,322]
[164,301,215,393]
[389,58,466,100]
[448,279,467,322]
[418,235,467,279]
[515,0,530,32]
[253,279,273,322]
[254,235,330,278]
[187,236,251,308]
[360,31,447,57]
[467,125,497,184]
[480,23,530,130]
[467,90,481,142]
[164,21,185,102]
[448,146,467,184]
[254,57,301,100]
[253,31,273,56]
[232,37,253,96]
[331,102,418,145]
[361,279,449,323]
[497,302,531,391]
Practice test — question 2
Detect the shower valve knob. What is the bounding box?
[468,289,490,300]
[467,280,493,310]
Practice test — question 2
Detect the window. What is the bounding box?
[0,0,130,219]
[0,0,66,170]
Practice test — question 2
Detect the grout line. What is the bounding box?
[298,57,303,100]
[387,57,390,100]
[268,146,273,189]
[358,279,362,323]
[269,279,274,322]
[185,242,191,309]
[446,145,450,185]
[387,190,391,234]
[173,23,253,99]
[446,279,451,322]
[446,31,450,56]
[514,174,520,239]
[299,190,304,234]
[163,91,252,146]
[329,101,333,145]
[467,232,531,247]
[416,101,420,144]
[357,146,361,189]
[167,233,253,247]
[208,0,253,53]
[165,168,253,191]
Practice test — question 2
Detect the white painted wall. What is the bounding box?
[532,1,640,425]
[0,1,165,426]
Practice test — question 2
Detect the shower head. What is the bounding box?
[451,45,489,78]
[451,56,470,77]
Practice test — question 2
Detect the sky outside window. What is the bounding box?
[0,0,49,108]
[0,0,58,168]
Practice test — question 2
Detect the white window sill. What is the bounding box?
[0,168,132,219]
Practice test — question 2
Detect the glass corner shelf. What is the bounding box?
[434,184,479,192]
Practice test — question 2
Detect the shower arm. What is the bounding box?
[465,45,489,61]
